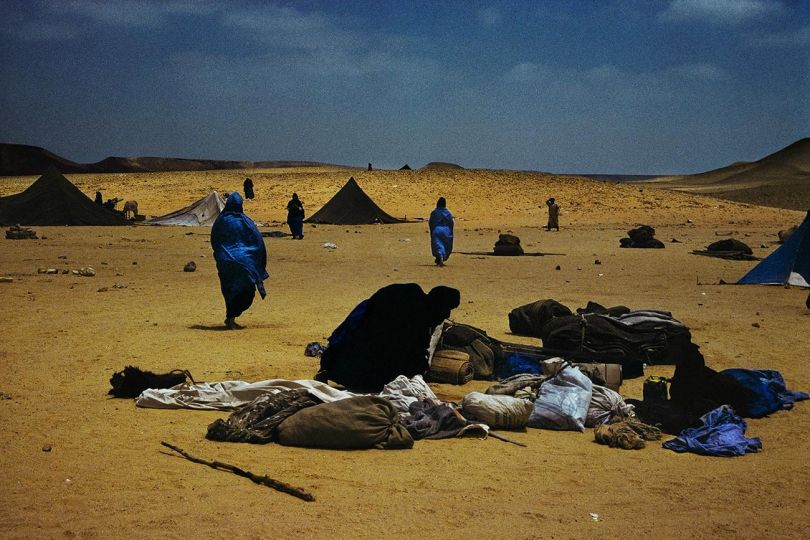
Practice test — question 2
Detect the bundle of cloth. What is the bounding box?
[626,343,808,456]
[140,374,488,450]
[507,299,692,373]
[493,233,524,256]
[619,225,665,249]
[690,238,759,261]
[436,318,630,380]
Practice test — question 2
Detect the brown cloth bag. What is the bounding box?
[277,396,414,450]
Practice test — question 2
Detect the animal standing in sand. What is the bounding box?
[123,200,138,220]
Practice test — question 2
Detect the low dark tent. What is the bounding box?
[306,177,402,224]
[399,164,412,170]
[0,166,128,226]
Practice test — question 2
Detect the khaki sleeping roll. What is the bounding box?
[427,350,474,385]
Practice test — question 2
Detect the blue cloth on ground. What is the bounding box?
[429,207,454,261]
[662,405,762,457]
[211,193,269,302]
[495,353,543,379]
[720,369,808,418]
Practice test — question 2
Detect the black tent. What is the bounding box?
[0,166,128,226]
[306,177,402,224]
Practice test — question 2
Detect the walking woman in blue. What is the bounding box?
[286,193,305,239]
[210,192,269,329]
[429,197,454,266]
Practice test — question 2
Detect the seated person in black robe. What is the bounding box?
[316,283,461,391]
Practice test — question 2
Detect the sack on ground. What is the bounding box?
[276,396,414,450]
[461,392,533,430]
[586,385,634,427]
[528,365,593,431]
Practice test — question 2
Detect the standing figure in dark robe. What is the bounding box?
[429,197,454,266]
[286,193,305,239]
[94,191,103,206]
[545,197,560,231]
[316,284,461,391]
[210,192,268,329]
[243,177,254,200]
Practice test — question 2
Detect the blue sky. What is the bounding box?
[1,0,807,174]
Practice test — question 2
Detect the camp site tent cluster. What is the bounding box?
[0,166,127,226]
[149,192,225,226]
[737,210,810,288]
[306,177,402,225]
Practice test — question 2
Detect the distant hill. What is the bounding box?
[643,138,810,210]
[574,174,659,183]
[421,162,464,170]
[0,143,351,176]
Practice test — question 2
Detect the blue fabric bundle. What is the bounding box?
[663,405,762,457]
[211,193,269,302]
[720,369,809,418]
[429,206,454,261]
[494,353,543,379]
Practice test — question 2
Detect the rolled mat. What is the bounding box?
[427,350,474,385]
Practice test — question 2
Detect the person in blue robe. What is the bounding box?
[429,197,454,266]
[286,193,305,239]
[210,192,269,329]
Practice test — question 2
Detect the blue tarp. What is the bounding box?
[211,193,269,303]
[663,405,762,457]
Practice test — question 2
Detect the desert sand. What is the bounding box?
[1,168,808,539]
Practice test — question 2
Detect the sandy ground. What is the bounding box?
[1,169,809,539]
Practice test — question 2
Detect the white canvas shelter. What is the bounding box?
[149,191,225,226]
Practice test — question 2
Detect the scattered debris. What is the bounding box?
[76,267,95,277]
[322,242,337,249]
[97,287,109,293]
[752,322,760,328]
[594,259,602,265]
[0,277,14,283]
[42,444,52,452]
[184,261,197,272]
[304,342,326,357]
[5,225,37,240]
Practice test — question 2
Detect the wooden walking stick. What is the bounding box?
[160,441,315,502]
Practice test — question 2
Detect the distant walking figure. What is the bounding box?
[94,191,103,206]
[211,192,268,329]
[545,197,560,231]
[429,197,454,266]
[243,177,254,200]
[286,193,305,239]
[368,163,373,171]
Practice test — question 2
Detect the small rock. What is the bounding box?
[42,444,52,452]
[686,219,693,224]
[78,267,95,277]
[555,265,561,271]
[752,322,760,328]
[61,269,69,274]
[97,287,109,293]
[594,259,601,265]
[112,283,127,289]
[132,261,138,265]
[183,261,197,272]
[37,268,46,274]
[46,268,58,274]
[760,244,767,248]
[58,255,67,259]
[0,277,13,283]
[116,272,124,276]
